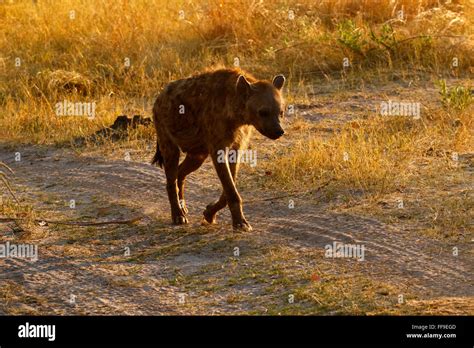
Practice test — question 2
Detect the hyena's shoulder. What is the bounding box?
[181,68,257,91]
[165,68,256,91]
[159,68,257,109]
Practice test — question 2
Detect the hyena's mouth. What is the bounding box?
[263,128,285,140]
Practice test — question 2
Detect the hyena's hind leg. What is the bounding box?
[177,153,207,214]
[160,139,188,224]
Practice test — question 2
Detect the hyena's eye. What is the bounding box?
[258,109,271,118]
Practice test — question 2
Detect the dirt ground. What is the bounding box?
[0,81,473,315]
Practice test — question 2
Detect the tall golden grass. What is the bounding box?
[0,0,472,144]
[265,108,472,194]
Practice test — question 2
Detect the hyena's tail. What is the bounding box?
[151,97,164,168]
[151,139,164,168]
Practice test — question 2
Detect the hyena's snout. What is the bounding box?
[262,120,285,140]
[269,125,285,139]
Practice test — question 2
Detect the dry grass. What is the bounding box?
[265,106,472,193]
[261,100,473,241]
[0,281,49,315]
[0,0,473,143]
[0,161,18,202]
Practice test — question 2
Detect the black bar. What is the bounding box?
[0,316,471,346]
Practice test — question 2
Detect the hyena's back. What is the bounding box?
[152,69,255,154]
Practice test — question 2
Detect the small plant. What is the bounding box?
[369,24,397,52]
[436,79,472,112]
[337,19,365,54]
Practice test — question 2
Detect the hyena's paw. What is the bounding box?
[179,199,189,215]
[173,214,189,225]
[233,219,253,232]
[202,206,217,224]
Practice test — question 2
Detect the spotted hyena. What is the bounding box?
[152,68,285,231]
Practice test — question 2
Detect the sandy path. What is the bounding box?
[0,142,472,314]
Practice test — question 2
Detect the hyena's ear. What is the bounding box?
[272,75,285,90]
[236,75,251,96]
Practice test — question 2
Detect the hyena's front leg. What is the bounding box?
[203,160,238,224]
[208,147,251,232]
[203,141,244,224]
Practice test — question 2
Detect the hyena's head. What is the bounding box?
[237,74,285,140]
